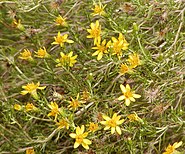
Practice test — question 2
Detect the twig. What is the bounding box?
[75,102,94,116]
[31,129,59,144]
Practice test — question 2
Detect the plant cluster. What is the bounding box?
[0,0,185,154]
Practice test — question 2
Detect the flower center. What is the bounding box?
[38,50,46,56]
[26,84,37,92]
[108,119,116,127]
[51,108,59,115]
[71,100,80,108]
[99,46,106,52]
[92,29,100,37]
[56,18,64,24]
[60,55,70,66]
[56,36,64,43]
[124,91,133,99]
[22,52,31,57]
[120,65,128,73]
[94,6,103,13]
[76,134,83,143]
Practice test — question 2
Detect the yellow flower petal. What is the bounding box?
[92,50,99,56]
[120,84,126,93]
[125,99,131,106]
[116,126,122,135]
[20,90,29,95]
[69,133,76,138]
[97,52,103,60]
[102,115,111,121]
[104,126,110,130]
[129,97,135,102]
[118,95,125,100]
[100,121,106,125]
[81,142,89,150]
[117,119,124,125]
[126,84,131,91]
[173,141,182,148]
[83,139,92,145]
[133,94,141,98]
[74,142,80,148]
[112,113,117,119]
[111,127,116,134]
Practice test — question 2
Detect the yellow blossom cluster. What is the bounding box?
[14,102,38,112]
[18,16,78,69]
[87,20,129,60]
[119,52,141,75]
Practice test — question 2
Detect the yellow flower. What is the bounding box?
[26,148,35,154]
[20,82,46,100]
[52,32,74,47]
[82,89,91,102]
[19,49,33,61]
[56,51,77,67]
[25,103,37,112]
[68,93,82,110]
[56,118,69,130]
[48,102,60,120]
[163,141,183,154]
[100,113,124,135]
[14,104,22,111]
[91,2,106,16]
[127,53,141,68]
[119,63,132,75]
[111,33,129,59]
[127,112,143,123]
[87,20,101,45]
[69,125,92,149]
[88,122,99,133]
[118,84,141,106]
[55,15,67,27]
[34,47,50,58]
[12,19,25,31]
[92,39,111,60]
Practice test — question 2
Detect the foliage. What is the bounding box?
[0,0,185,153]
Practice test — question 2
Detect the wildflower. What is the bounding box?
[12,18,25,31]
[19,49,33,61]
[88,122,99,133]
[56,51,77,67]
[87,20,101,45]
[127,112,143,123]
[52,32,74,47]
[56,118,69,130]
[92,39,111,60]
[55,15,67,27]
[68,93,82,110]
[91,2,106,16]
[119,63,132,75]
[127,53,141,68]
[82,89,91,102]
[111,33,129,59]
[25,103,37,112]
[21,82,46,100]
[26,148,35,154]
[48,102,60,120]
[100,113,124,135]
[118,84,141,106]
[69,125,92,149]
[34,47,50,58]
[14,104,22,111]
[163,141,183,154]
